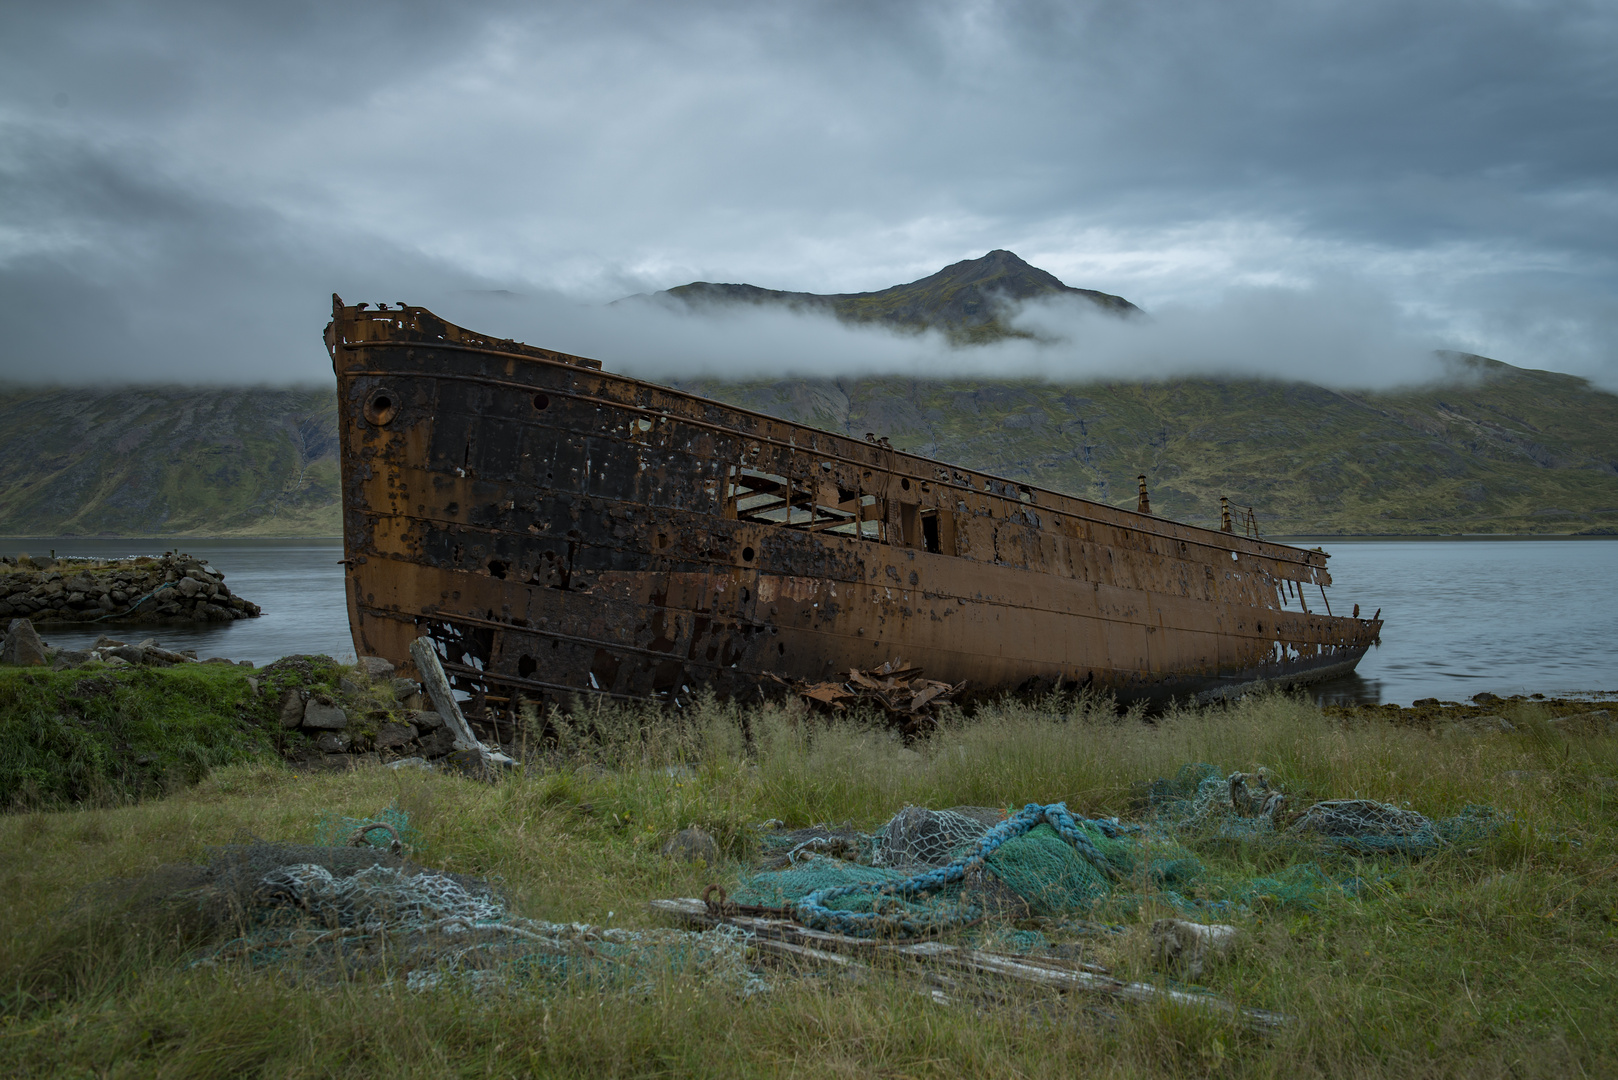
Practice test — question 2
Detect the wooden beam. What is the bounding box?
[649,897,1289,1031]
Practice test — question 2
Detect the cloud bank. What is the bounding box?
[0,0,1613,387]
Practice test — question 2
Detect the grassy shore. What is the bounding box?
[0,688,1614,1078]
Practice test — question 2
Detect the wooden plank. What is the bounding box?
[650,898,1289,1031]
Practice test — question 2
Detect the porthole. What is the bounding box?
[532,393,550,411]
[900,478,911,491]
[741,546,755,562]
[363,388,399,426]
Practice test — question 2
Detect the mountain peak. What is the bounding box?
[655,250,1138,344]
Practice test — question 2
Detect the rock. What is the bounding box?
[388,757,434,771]
[102,656,132,668]
[301,699,349,731]
[1412,698,1440,707]
[416,727,458,757]
[176,576,202,598]
[1472,692,1503,705]
[406,708,445,730]
[91,635,127,649]
[277,689,307,729]
[391,677,421,702]
[1439,715,1516,738]
[661,826,720,865]
[1,619,49,666]
[1550,710,1615,736]
[374,721,418,750]
[106,645,153,666]
[51,649,91,670]
[441,748,519,778]
[338,676,364,696]
[316,731,352,753]
[1151,919,1239,980]
[356,656,396,680]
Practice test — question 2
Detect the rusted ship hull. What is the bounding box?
[326,297,1381,710]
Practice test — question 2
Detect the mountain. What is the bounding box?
[2,356,1615,538]
[0,386,339,537]
[657,249,1138,344]
[1,251,1614,539]
[671,354,1618,536]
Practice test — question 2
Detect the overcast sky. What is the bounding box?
[1,0,1615,387]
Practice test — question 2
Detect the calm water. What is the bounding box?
[12,537,1616,705]
[1304,538,1618,705]
[12,539,354,666]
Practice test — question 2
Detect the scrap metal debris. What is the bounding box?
[771,658,965,735]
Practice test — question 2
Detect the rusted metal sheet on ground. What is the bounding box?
[325,296,1382,714]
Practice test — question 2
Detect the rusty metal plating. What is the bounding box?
[326,295,1382,713]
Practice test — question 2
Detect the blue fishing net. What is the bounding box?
[730,764,1508,938]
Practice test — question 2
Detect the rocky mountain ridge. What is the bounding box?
[653,249,1138,344]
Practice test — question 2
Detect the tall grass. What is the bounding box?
[1,692,1614,1077]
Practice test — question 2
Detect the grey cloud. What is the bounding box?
[0,0,1614,386]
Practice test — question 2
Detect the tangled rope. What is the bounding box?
[792,802,1126,938]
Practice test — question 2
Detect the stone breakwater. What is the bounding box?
[0,553,261,624]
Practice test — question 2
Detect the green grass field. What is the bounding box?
[1,687,1614,1078]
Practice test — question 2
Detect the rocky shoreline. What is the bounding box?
[2,611,1612,784]
[0,617,491,775]
[0,552,261,624]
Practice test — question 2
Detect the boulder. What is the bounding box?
[416,727,458,757]
[337,676,364,696]
[406,707,445,730]
[316,732,352,753]
[51,649,91,670]
[302,699,349,731]
[1439,715,1516,738]
[92,635,126,649]
[391,677,422,702]
[106,645,153,666]
[277,689,307,729]
[1151,919,1239,980]
[374,721,418,750]
[1550,710,1616,736]
[356,656,396,680]
[661,826,720,865]
[176,576,202,598]
[1,619,49,666]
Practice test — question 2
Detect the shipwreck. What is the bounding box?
[326,295,1381,715]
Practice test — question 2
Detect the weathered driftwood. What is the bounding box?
[409,637,516,767]
[649,897,1289,1031]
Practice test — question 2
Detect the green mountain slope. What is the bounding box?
[3,354,1612,538]
[2,249,1615,538]
[661,249,1138,344]
[0,386,339,537]
[673,354,1618,536]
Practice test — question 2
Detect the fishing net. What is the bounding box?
[92,814,762,996]
[730,764,1508,938]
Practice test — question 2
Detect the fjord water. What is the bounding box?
[16,537,1617,706]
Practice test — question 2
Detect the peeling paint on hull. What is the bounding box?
[326,297,1382,711]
